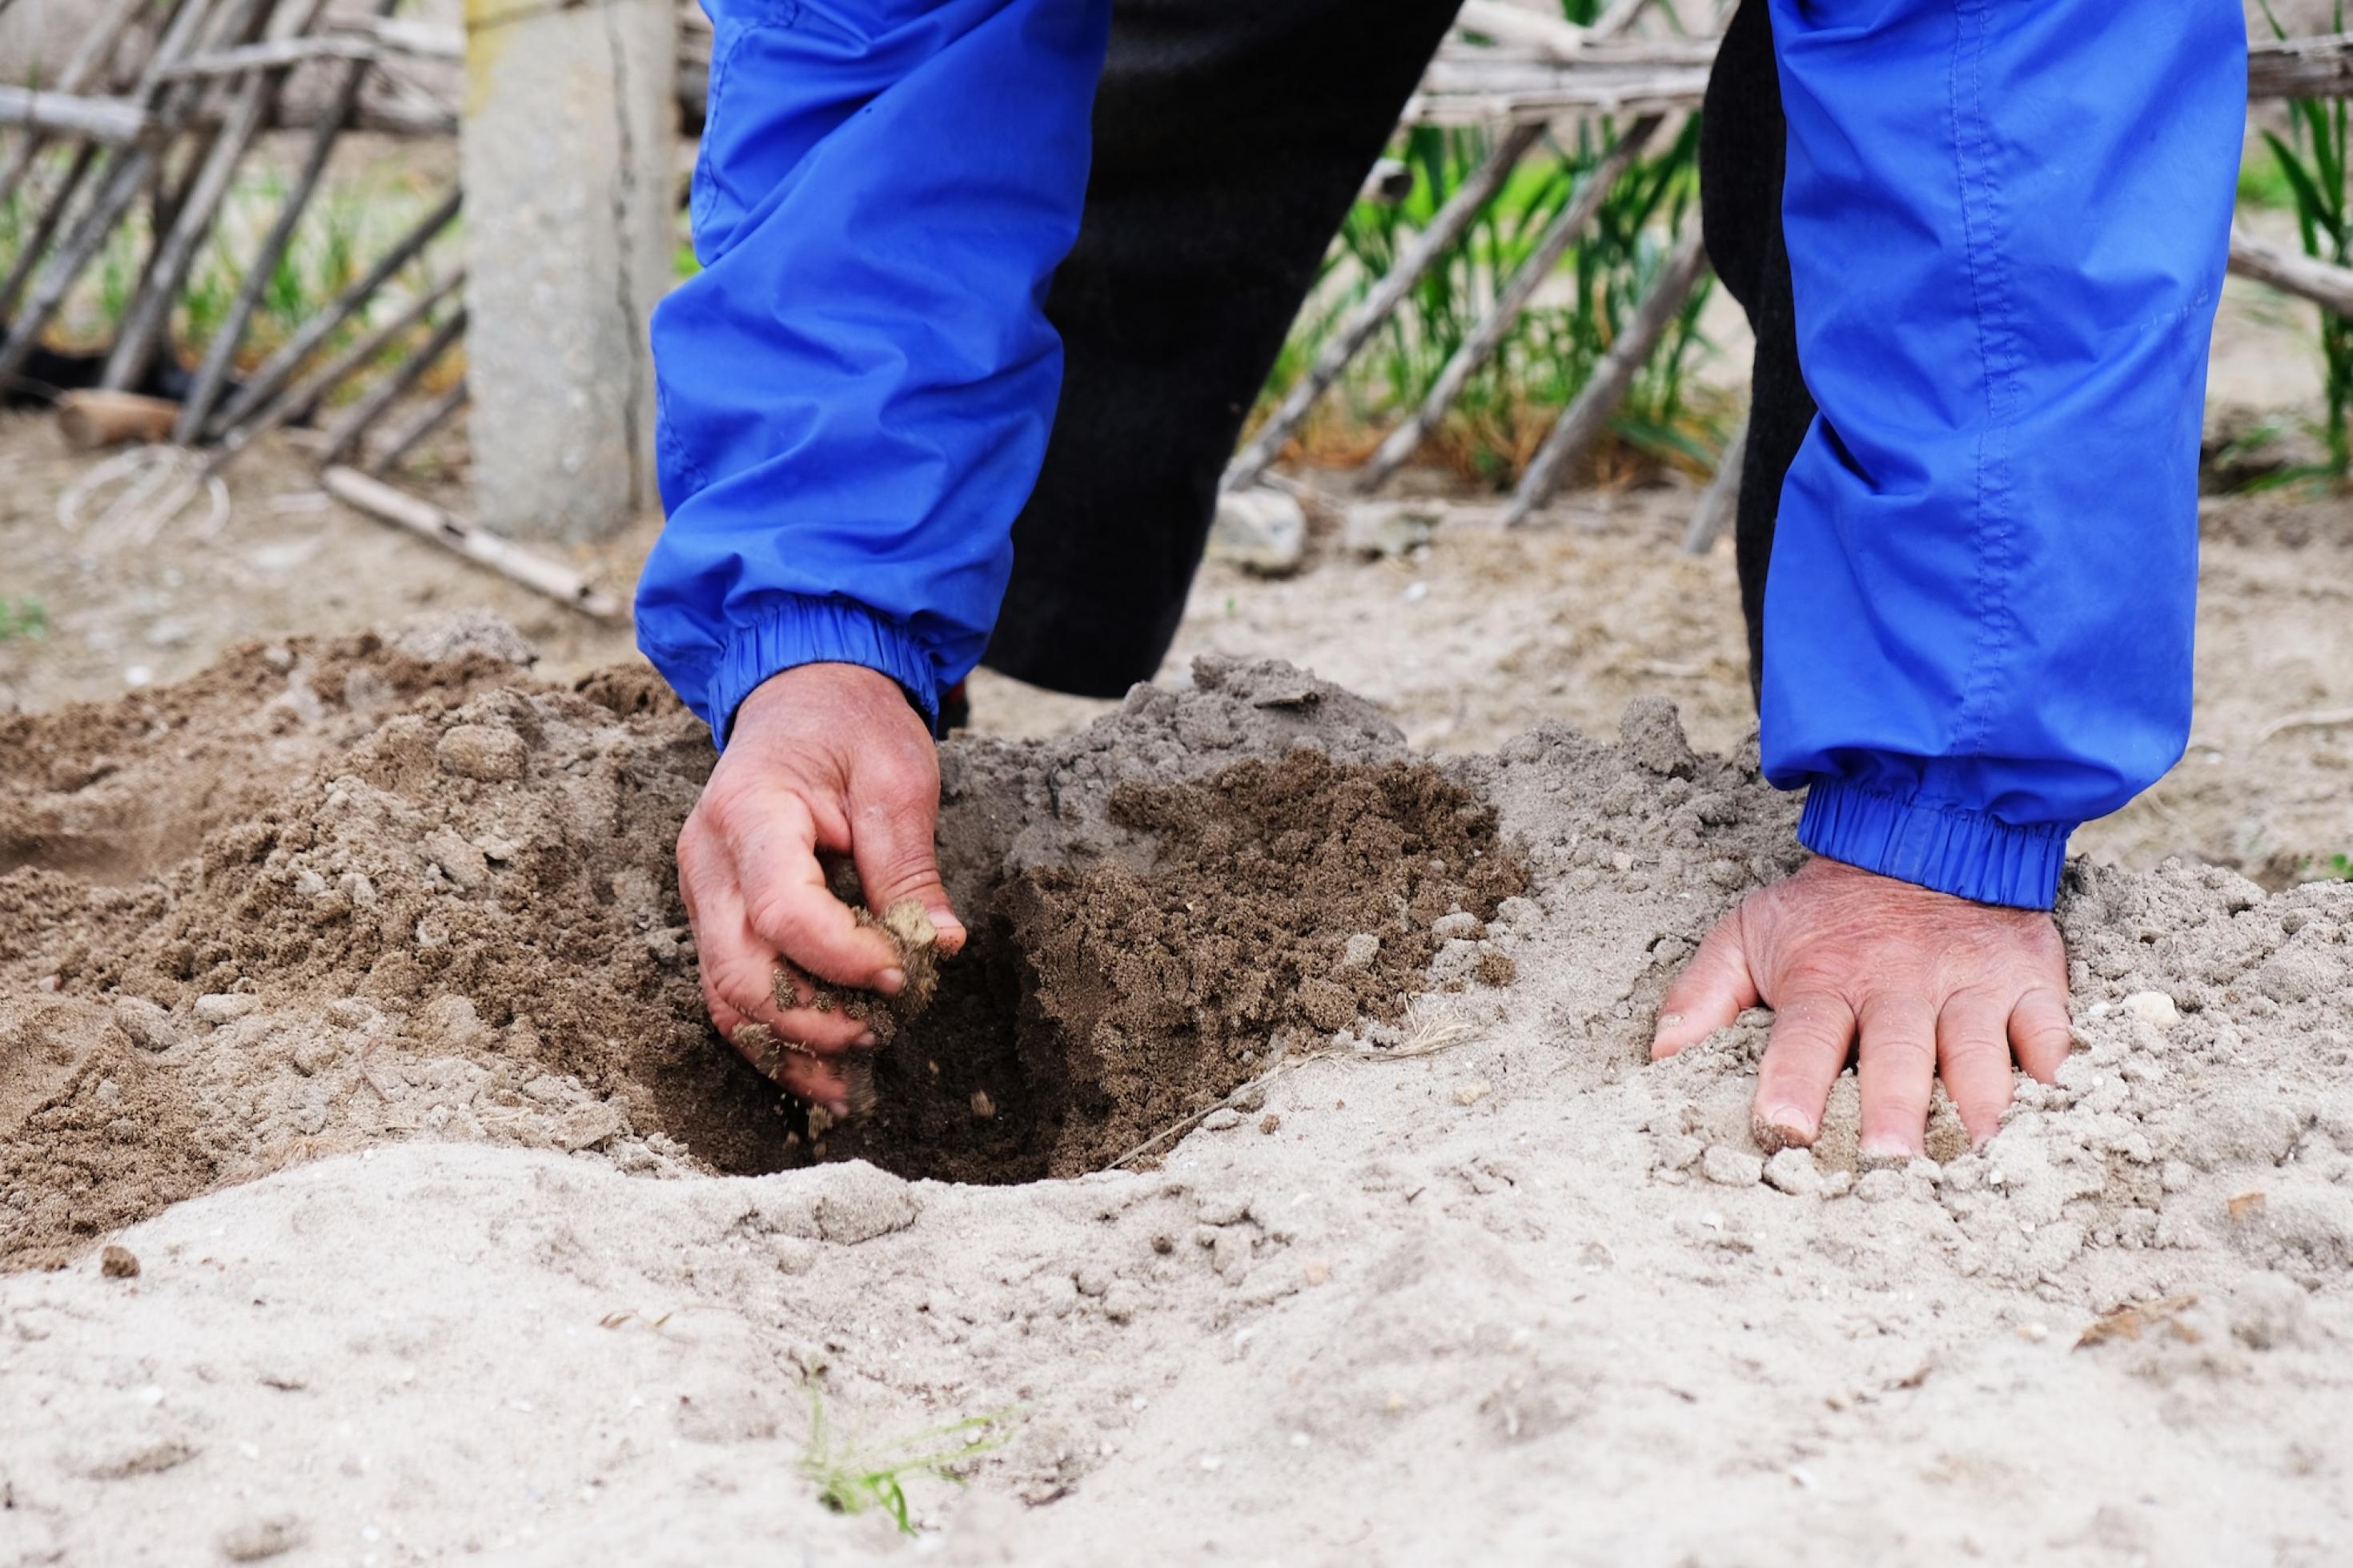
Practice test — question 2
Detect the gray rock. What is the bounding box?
[1339,932,1382,969]
[813,1162,919,1245]
[1206,488,1307,575]
[1342,501,1436,558]
[1763,1147,1824,1197]
[192,993,260,1026]
[110,997,179,1053]
[1701,1145,1765,1187]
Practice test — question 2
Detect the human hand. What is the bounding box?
[675,663,967,1113]
[1651,855,2073,1158]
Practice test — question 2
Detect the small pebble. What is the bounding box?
[2122,991,2180,1029]
[100,1245,139,1279]
[1202,1108,1242,1132]
[1702,1146,1764,1187]
[193,993,260,1026]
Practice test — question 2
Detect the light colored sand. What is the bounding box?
[3,670,2347,1566]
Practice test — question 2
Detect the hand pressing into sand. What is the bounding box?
[1652,855,2073,1158]
[676,663,967,1113]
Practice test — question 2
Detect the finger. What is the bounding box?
[848,788,966,957]
[1750,990,1854,1151]
[2008,986,2075,1084]
[681,834,873,1054]
[1652,916,1758,1059]
[727,792,903,989]
[1936,989,2016,1147]
[1855,996,1938,1163]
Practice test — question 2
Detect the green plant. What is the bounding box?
[2331,852,2352,880]
[798,1382,1014,1536]
[0,599,49,643]
[1253,2,1724,487]
[2259,0,2353,479]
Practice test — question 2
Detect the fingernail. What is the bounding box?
[877,967,906,996]
[1753,1109,1816,1153]
[855,1030,878,1049]
[1857,1138,1916,1169]
[1658,1013,1684,1029]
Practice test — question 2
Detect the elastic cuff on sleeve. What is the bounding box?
[1796,780,2073,910]
[708,594,938,746]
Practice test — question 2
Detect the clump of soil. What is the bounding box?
[0,629,1522,1265]
[828,749,1528,1182]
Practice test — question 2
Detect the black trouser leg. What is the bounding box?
[982,0,1464,696]
[1699,0,1813,704]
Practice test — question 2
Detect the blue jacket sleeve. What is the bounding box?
[1760,0,2245,908]
[638,0,1109,740]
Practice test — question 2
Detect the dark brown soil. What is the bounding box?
[829,750,1528,1181]
[0,634,1526,1265]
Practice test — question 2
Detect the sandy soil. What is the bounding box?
[0,234,2347,1564]
[1,637,2348,1566]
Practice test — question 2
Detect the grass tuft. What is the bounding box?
[799,1380,1016,1537]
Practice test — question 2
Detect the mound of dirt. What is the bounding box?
[0,632,1526,1265]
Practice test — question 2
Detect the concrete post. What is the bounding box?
[460,0,675,542]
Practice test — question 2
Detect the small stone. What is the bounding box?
[1342,500,1438,558]
[1854,1169,1907,1204]
[289,1036,340,1077]
[436,724,528,782]
[421,828,489,891]
[1452,1079,1492,1108]
[1101,1282,1140,1323]
[1205,487,1306,575]
[100,1245,139,1279]
[970,1089,997,1120]
[1259,1113,1282,1135]
[1763,1146,1824,1197]
[193,993,260,1026]
[1706,858,1748,889]
[1701,1145,1765,1187]
[1074,1267,1110,1298]
[1430,910,1484,941]
[1652,1133,1702,1172]
[2122,991,2180,1029]
[219,1514,307,1562]
[1619,696,1699,778]
[110,997,179,1053]
[813,1162,918,1245]
[1339,932,1382,970]
[1202,1108,1243,1131]
[336,871,377,907]
[291,868,327,898]
[1196,1194,1252,1226]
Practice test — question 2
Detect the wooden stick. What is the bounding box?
[0,142,98,324]
[0,0,237,400]
[2251,32,2353,101]
[1454,0,1588,62]
[1403,68,1711,125]
[0,87,151,145]
[315,305,466,468]
[2228,229,2353,318]
[178,0,404,442]
[319,466,622,620]
[1588,0,1656,39]
[207,268,465,472]
[1681,410,1746,555]
[156,33,379,78]
[0,0,148,205]
[1504,225,1711,528]
[56,389,183,449]
[1223,122,1547,493]
[363,379,468,475]
[1354,114,1664,495]
[107,0,331,391]
[202,187,460,439]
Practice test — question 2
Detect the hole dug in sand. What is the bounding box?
[0,639,1525,1265]
[825,748,1528,1184]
